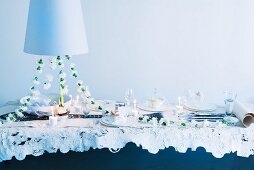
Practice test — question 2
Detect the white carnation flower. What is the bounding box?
[31,89,40,96]
[20,96,31,105]
[6,116,11,122]
[50,63,57,70]
[15,109,24,118]
[159,118,167,126]
[58,62,65,68]
[33,80,40,85]
[20,106,28,112]
[7,113,16,122]
[43,82,51,90]
[45,74,53,82]
[59,72,66,79]
[84,86,91,97]
[70,63,75,68]
[143,116,149,122]
[76,80,83,86]
[50,58,57,63]
[60,79,66,85]
[72,70,78,78]
[77,87,83,93]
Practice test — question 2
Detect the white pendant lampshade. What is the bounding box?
[24,0,88,56]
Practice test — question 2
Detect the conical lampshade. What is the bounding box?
[24,0,88,56]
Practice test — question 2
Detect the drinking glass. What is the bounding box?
[125,88,134,106]
[224,91,237,116]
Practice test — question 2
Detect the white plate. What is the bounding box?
[138,103,171,112]
[183,102,216,112]
[100,116,119,127]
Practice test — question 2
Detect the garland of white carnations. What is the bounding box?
[138,115,228,127]
[7,55,110,122]
[65,55,110,114]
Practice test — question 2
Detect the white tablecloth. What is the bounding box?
[0,118,254,162]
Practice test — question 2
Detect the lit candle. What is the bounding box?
[76,95,80,106]
[176,96,183,113]
[51,107,55,117]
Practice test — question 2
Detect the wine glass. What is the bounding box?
[125,88,134,106]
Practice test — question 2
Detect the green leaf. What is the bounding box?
[181,123,186,127]
[38,59,43,64]
[138,117,143,121]
[162,122,167,126]
[98,106,102,110]
[73,73,77,78]
[91,101,95,104]
[65,55,71,60]
[169,121,175,124]
[222,120,227,124]
[57,56,61,60]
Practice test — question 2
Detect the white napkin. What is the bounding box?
[233,101,254,127]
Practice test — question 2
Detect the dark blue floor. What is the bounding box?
[1,143,254,170]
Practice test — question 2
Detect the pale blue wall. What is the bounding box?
[1,0,254,105]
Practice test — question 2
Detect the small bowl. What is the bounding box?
[147,98,165,109]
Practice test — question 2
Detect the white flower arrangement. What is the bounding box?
[7,55,112,122]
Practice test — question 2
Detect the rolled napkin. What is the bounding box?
[233,101,254,127]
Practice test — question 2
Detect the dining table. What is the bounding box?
[1,102,254,164]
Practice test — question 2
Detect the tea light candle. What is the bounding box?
[49,116,58,126]
[49,106,57,126]
[152,117,158,127]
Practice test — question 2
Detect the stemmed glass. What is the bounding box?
[125,88,134,106]
[124,88,139,116]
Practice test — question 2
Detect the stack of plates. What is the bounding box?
[138,102,172,112]
[183,102,216,112]
[100,116,119,127]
